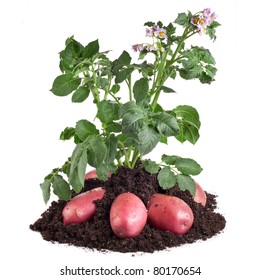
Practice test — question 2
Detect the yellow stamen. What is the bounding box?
[159,31,165,37]
[193,17,199,24]
[199,19,205,24]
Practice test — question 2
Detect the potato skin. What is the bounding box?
[193,181,207,206]
[84,169,112,180]
[110,192,147,238]
[62,187,105,225]
[148,194,194,235]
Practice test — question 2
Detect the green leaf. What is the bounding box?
[111,84,120,94]
[138,125,161,155]
[75,119,99,141]
[59,127,75,141]
[96,163,110,181]
[173,105,200,144]
[133,78,149,103]
[104,122,122,133]
[117,133,139,147]
[87,135,107,167]
[122,111,145,134]
[161,154,180,165]
[71,86,90,103]
[119,101,141,117]
[144,21,155,27]
[112,51,131,73]
[154,103,164,113]
[157,167,176,189]
[199,72,214,84]
[160,136,168,144]
[51,74,81,96]
[97,77,109,89]
[152,112,179,136]
[60,39,84,69]
[176,174,196,195]
[179,66,202,80]
[61,159,71,177]
[166,22,176,36]
[174,105,200,129]
[174,12,190,26]
[104,134,118,164]
[53,175,72,201]
[40,179,51,204]
[97,100,120,123]
[69,143,86,192]
[175,158,203,175]
[205,65,217,78]
[84,39,99,59]
[141,160,160,174]
[175,123,200,144]
[115,67,134,84]
[206,21,220,41]
[161,86,176,93]
[77,150,88,186]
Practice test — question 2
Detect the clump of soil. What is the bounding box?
[30,165,226,253]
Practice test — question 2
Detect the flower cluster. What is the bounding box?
[191,8,217,35]
[145,25,167,39]
[132,43,160,53]
[132,24,167,53]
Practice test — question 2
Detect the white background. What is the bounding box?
[1,0,259,279]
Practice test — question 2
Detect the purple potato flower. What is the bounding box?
[132,44,145,52]
[146,44,158,52]
[146,27,154,37]
[153,26,167,39]
[191,8,217,35]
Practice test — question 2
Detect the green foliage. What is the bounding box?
[133,78,149,103]
[41,8,220,203]
[157,167,177,189]
[173,105,200,144]
[51,74,81,96]
[174,11,192,27]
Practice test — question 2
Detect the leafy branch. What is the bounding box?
[40,8,220,203]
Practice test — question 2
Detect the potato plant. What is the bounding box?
[40,8,220,204]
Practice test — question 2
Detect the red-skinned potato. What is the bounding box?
[84,169,112,180]
[148,194,194,235]
[193,181,207,207]
[62,187,105,225]
[110,192,147,238]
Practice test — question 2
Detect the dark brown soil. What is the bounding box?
[30,165,226,253]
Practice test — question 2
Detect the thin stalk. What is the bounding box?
[150,51,167,110]
[91,63,100,103]
[118,141,131,168]
[131,147,140,168]
[168,27,190,66]
[126,76,133,101]
[108,92,121,105]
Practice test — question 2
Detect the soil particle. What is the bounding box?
[30,165,226,253]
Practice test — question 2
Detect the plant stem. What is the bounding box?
[91,63,100,103]
[126,76,132,101]
[168,27,190,66]
[150,51,167,111]
[131,147,140,168]
[118,141,131,168]
[108,92,121,105]
[151,28,196,111]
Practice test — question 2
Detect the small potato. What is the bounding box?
[193,181,207,207]
[148,194,194,235]
[110,192,147,238]
[84,169,112,180]
[62,187,105,225]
